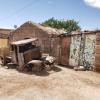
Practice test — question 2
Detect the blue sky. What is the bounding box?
[0,0,100,30]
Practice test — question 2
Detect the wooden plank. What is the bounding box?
[61,37,71,66]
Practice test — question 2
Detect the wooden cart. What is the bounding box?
[10,38,41,70]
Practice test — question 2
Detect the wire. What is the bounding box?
[0,0,40,21]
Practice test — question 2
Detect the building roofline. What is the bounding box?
[10,21,67,36]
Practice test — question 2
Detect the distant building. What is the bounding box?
[0,28,12,48]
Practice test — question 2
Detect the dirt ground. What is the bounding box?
[0,65,100,100]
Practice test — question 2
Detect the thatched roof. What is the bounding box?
[29,22,67,35]
[11,21,67,36]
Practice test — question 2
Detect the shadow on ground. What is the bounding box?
[58,64,73,69]
[3,64,62,77]
[52,66,62,72]
[18,70,49,77]
[18,65,62,77]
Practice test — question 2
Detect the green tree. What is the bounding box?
[42,17,81,32]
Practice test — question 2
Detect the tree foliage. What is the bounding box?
[42,17,81,32]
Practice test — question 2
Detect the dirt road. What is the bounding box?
[0,65,100,100]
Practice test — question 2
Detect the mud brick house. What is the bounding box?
[9,21,70,64]
[0,28,12,48]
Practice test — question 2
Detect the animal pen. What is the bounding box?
[47,31,96,70]
[59,31,100,71]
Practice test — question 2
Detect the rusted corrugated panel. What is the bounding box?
[60,36,71,65]
[95,32,100,71]
[10,38,38,46]
[69,35,81,66]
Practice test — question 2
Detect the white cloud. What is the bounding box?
[84,0,100,9]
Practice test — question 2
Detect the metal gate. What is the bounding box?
[61,37,71,65]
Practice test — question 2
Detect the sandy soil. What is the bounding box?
[0,65,100,100]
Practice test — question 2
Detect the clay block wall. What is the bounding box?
[10,23,51,53]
